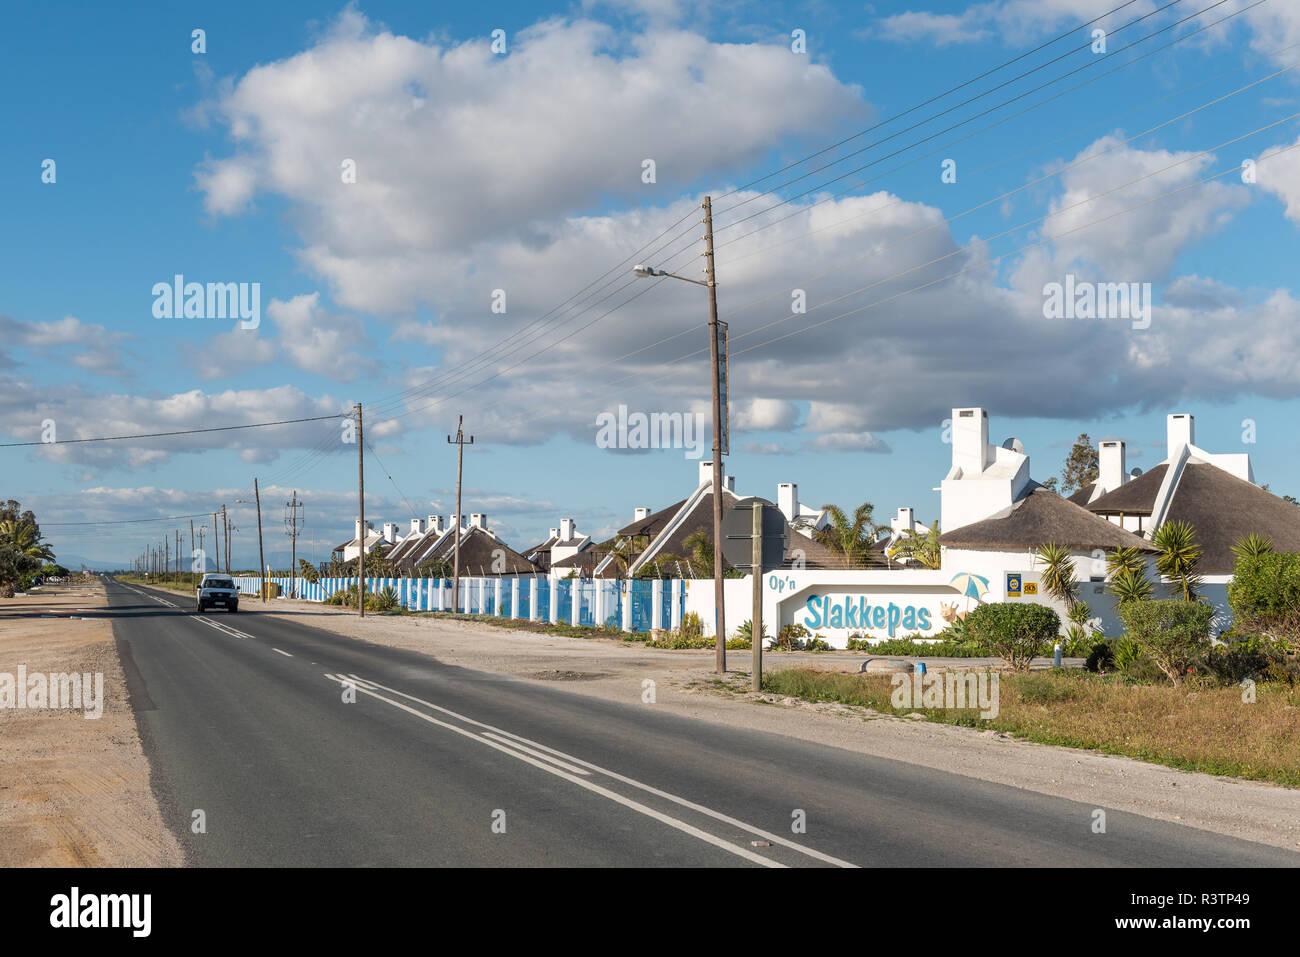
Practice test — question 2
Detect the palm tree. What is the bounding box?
[1104,545,1146,577]
[1230,532,1273,563]
[1035,542,1079,612]
[889,520,942,569]
[1108,565,1154,606]
[0,518,54,564]
[811,503,885,567]
[1151,520,1203,601]
[682,529,714,576]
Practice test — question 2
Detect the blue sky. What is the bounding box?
[3,0,1300,568]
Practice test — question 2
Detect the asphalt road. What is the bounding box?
[104,576,1299,867]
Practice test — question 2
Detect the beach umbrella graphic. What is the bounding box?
[948,572,990,611]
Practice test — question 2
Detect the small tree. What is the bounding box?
[1227,549,1300,651]
[1108,565,1154,606]
[889,520,942,569]
[1060,434,1099,494]
[1035,543,1079,613]
[298,558,319,584]
[1118,599,1213,686]
[808,503,885,567]
[965,602,1061,672]
[1151,520,1203,601]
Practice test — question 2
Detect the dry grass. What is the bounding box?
[763,668,1300,787]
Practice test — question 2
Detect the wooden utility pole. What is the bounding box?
[254,478,266,603]
[164,537,169,585]
[703,194,728,673]
[447,415,474,615]
[752,502,763,692]
[175,529,181,583]
[213,512,219,574]
[356,403,366,618]
[222,504,229,573]
[189,519,195,577]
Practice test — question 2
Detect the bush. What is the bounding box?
[964,602,1061,672]
[1203,635,1289,686]
[773,623,810,650]
[735,619,770,645]
[679,611,704,642]
[1228,550,1300,651]
[1118,599,1214,686]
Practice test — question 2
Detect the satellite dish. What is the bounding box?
[1001,437,1024,453]
[1130,467,1143,477]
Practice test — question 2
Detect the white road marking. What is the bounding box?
[324,675,781,867]
[345,673,858,869]
[479,732,591,776]
[272,648,293,658]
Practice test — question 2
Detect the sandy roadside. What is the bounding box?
[249,596,1300,853]
[0,581,182,867]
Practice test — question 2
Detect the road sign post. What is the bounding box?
[721,497,788,692]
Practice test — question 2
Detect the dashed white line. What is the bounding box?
[272,648,293,658]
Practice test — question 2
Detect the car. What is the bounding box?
[196,574,240,613]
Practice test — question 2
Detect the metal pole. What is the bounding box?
[356,403,365,617]
[447,415,473,615]
[704,194,727,672]
[752,502,763,692]
[255,478,266,603]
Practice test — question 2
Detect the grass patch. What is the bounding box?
[761,667,1300,787]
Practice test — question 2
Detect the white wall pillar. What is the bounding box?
[622,580,633,632]
[670,580,684,629]
[495,578,503,616]
[652,579,664,631]
[570,581,581,626]
[549,581,560,624]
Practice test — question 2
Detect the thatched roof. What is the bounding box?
[1086,465,1168,515]
[940,484,1157,552]
[617,498,688,538]
[405,526,537,575]
[1066,482,1095,506]
[1155,464,1300,574]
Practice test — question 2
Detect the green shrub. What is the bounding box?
[1118,599,1214,686]
[373,586,399,612]
[1203,635,1288,685]
[679,611,704,642]
[773,623,810,650]
[1227,549,1300,651]
[803,636,831,652]
[964,602,1061,672]
[735,619,770,645]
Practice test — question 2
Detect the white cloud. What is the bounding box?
[195,10,866,315]
[806,431,892,453]
[1256,132,1300,223]
[267,293,376,381]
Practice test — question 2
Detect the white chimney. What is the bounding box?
[559,518,575,540]
[354,518,372,540]
[724,476,735,492]
[952,408,990,476]
[1167,414,1195,461]
[777,483,798,524]
[409,518,426,536]
[698,460,713,487]
[891,507,915,536]
[382,522,400,544]
[634,507,651,522]
[1098,440,1127,494]
[428,515,445,535]
[470,513,486,529]
[549,527,559,541]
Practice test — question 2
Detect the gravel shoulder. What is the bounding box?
[250,598,1300,854]
[0,581,182,867]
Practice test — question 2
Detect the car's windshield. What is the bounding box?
[204,578,235,589]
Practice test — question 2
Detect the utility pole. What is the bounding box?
[254,478,266,603]
[356,403,366,618]
[222,504,229,573]
[285,490,303,598]
[175,529,181,583]
[164,537,169,585]
[447,414,474,615]
[189,519,195,578]
[703,194,728,673]
[213,512,219,575]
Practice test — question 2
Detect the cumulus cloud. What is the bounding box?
[194,10,867,314]
[0,314,134,377]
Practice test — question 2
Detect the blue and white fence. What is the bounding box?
[231,574,687,634]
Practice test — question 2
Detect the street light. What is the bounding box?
[631,195,729,673]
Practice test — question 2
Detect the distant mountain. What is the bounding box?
[53,553,220,573]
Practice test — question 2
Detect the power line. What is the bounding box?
[0,414,341,449]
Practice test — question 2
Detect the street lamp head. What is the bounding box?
[632,264,659,278]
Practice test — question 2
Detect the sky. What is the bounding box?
[3,0,1300,569]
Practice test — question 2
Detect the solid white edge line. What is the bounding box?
[272,648,293,657]
[323,674,781,868]
[342,672,856,868]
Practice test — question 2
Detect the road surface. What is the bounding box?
[104,577,1299,867]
